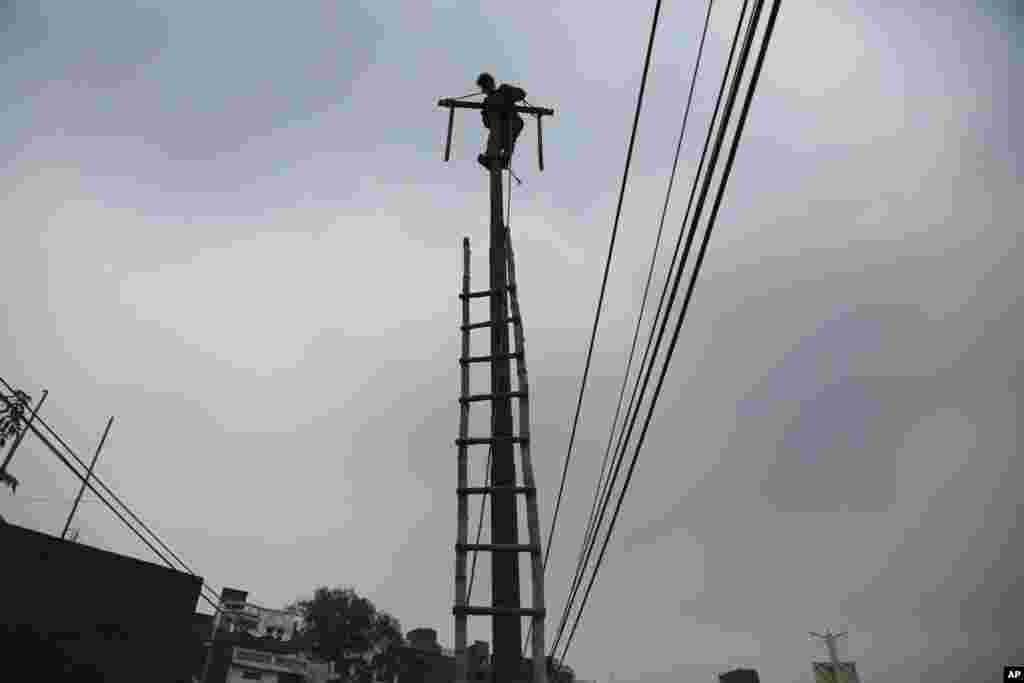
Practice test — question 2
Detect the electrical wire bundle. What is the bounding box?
[0,374,225,614]
[539,0,783,665]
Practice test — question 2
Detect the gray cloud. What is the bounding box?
[2,2,1021,682]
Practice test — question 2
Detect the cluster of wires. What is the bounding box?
[539,0,783,666]
[0,374,225,615]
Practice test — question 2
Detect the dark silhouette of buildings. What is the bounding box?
[394,627,575,683]
[1,521,202,682]
[719,669,761,683]
[198,587,335,682]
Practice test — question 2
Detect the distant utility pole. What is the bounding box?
[809,629,848,683]
[61,416,114,539]
[438,87,554,683]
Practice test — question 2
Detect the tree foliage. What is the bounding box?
[287,586,404,683]
[0,390,31,451]
[0,390,31,494]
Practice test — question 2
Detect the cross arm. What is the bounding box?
[437,99,555,117]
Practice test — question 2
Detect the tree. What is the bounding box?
[287,586,405,683]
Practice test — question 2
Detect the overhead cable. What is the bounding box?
[559,0,782,662]
[535,0,665,655]
[551,0,750,655]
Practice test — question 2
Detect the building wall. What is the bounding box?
[1,522,202,683]
[395,634,569,683]
[719,669,761,683]
[224,664,304,683]
[227,667,278,683]
[215,593,303,642]
[396,649,455,683]
[203,632,336,683]
[812,662,860,683]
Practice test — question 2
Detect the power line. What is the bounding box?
[564,0,717,650]
[536,0,665,652]
[0,375,223,610]
[14,406,223,614]
[558,0,766,655]
[12,496,108,504]
[551,0,748,656]
[559,0,781,662]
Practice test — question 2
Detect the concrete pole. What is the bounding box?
[488,158,522,683]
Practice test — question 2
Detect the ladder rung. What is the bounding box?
[460,285,516,300]
[459,352,522,365]
[459,391,527,403]
[453,605,546,618]
[455,436,529,446]
[456,543,540,554]
[457,486,536,496]
[462,316,520,331]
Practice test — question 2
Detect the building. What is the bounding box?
[812,661,861,683]
[215,588,304,641]
[200,587,338,683]
[719,669,761,683]
[394,628,457,683]
[1,521,202,682]
[393,627,574,683]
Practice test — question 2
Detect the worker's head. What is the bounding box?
[476,72,496,93]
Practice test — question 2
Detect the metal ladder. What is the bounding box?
[454,230,546,683]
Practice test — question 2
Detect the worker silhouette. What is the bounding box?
[476,72,526,171]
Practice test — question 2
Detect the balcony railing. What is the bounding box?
[233,647,308,674]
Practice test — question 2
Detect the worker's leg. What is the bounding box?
[485,127,504,160]
[480,128,502,170]
[505,118,525,167]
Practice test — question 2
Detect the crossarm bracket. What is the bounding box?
[438,98,555,172]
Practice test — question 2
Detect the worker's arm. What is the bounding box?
[502,85,527,103]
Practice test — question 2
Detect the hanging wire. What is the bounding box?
[555,0,758,653]
[558,0,782,662]
[0,374,224,611]
[551,0,750,651]
[541,0,666,655]
[571,0,718,635]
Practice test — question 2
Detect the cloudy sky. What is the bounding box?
[2,1,1021,681]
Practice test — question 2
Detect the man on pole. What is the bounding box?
[476,72,526,171]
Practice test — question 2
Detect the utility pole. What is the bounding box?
[809,629,848,683]
[487,115,521,683]
[61,416,114,539]
[439,90,554,683]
